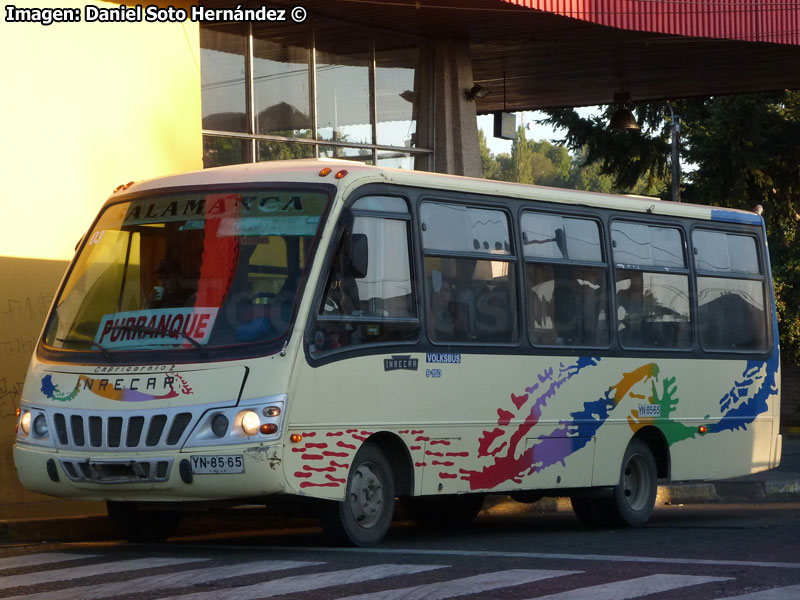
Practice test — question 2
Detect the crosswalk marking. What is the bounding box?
[272,546,800,570]
[0,554,97,571]
[717,584,800,599]
[525,574,732,600]
[2,560,320,600]
[1,552,796,600]
[0,557,206,591]
[337,568,580,600]
[158,564,446,600]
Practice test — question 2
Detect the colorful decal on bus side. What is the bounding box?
[40,372,193,403]
[292,351,778,493]
[462,350,778,491]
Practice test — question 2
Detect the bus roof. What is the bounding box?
[111,159,763,226]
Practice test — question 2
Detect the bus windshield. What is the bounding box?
[43,188,329,357]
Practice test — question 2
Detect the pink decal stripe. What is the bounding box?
[300,481,339,488]
[303,465,337,472]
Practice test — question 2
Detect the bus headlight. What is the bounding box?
[211,414,229,438]
[20,411,31,435]
[239,410,260,436]
[184,395,285,448]
[33,414,49,437]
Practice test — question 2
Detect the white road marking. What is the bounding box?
[159,564,446,600]
[0,557,205,591]
[249,546,800,570]
[2,560,319,600]
[0,554,97,571]
[526,574,732,600]
[717,584,800,599]
[337,568,580,600]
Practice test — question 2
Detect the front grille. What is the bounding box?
[59,458,173,483]
[49,409,196,452]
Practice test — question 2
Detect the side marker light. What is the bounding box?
[319,167,332,177]
[335,169,349,179]
[698,425,708,434]
[290,433,303,443]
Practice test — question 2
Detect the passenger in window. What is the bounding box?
[429,276,457,340]
[452,260,477,341]
[552,282,580,344]
[322,234,361,316]
[617,274,646,346]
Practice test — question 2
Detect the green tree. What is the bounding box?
[478,129,500,180]
[511,126,534,184]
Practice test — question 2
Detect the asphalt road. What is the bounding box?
[2,501,799,600]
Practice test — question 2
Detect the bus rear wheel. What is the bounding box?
[605,438,658,526]
[319,443,395,546]
[106,501,182,543]
[571,438,657,528]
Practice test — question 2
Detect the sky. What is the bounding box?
[477,107,600,156]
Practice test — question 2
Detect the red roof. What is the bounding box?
[503,0,800,46]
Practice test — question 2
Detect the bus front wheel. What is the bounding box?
[319,443,395,546]
[605,438,658,526]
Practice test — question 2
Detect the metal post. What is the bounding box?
[668,104,681,202]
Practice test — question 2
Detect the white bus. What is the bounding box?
[14,160,781,545]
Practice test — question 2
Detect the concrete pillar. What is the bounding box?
[417,39,482,178]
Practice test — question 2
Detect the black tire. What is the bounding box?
[319,443,395,546]
[570,496,608,527]
[401,494,485,529]
[604,438,658,526]
[106,501,182,543]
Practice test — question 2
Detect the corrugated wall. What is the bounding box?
[503,0,800,46]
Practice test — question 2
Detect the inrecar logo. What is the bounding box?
[383,355,419,372]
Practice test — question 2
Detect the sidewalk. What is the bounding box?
[2,435,799,545]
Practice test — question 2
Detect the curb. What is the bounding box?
[3,478,799,545]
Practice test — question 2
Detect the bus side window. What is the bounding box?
[522,213,610,347]
[693,230,768,352]
[421,202,517,345]
[611,221,692,349]
[310,199,419,355]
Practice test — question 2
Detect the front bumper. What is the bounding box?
[13,443,285,502]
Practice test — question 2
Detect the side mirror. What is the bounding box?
[349,233,368,278]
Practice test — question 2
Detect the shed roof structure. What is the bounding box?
[239,0,800,111]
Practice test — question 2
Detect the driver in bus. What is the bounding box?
[148,257,197,309]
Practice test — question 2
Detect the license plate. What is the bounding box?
[190,454,244,474]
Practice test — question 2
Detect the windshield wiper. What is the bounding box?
[108,323,208,358]
[56,337,115,362]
